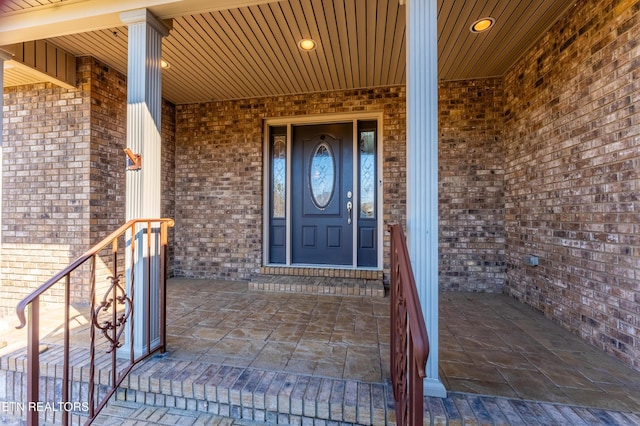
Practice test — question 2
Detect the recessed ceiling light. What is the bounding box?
[298,38,317,51]
[470,17,495,33]
[161,60,170,69]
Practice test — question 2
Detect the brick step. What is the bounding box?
[251,273,386,298]
[3,348,640,425]
[118,364,392,425]
[0,346,395,425]
[92,399,268,425]
[5,390,640,426]
[0,345,640,426]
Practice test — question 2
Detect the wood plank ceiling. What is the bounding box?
[0,0,65,12]
[2,0,577,105]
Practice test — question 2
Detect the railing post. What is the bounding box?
[88,255,96,420]
[390,244,398,398]
[146,222,152,355]
[111,240,119,389]
[409,334,424,426]
[62,275,70,426]
[129,222,136,363]
[160,221,169,353]
[27,299,39,426]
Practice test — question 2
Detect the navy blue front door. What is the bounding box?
[292,123,353,265]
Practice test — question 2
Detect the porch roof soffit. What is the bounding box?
[0,0,278,45]
[1,0,579,104]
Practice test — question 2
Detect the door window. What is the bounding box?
[272,135,287,218]
[268,127,287,264]
[359,130,376,219]
[309,142,336,209]
[357,121,377,267]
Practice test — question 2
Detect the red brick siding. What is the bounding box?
[503,0,640,369]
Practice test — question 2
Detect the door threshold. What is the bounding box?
[260,265,382,280]
[254,267,385,297]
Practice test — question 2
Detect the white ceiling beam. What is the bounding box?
[0,0,278,45]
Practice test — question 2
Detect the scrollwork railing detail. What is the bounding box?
[93,274,132,353]
[16,218,174,426]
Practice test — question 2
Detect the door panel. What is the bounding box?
[292,123,353,265]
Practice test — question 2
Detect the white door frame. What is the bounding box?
[262,112,384,270]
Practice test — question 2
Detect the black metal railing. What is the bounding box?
[388,223,430,426]
[15,218,174,425]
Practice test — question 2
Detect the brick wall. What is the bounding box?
[87,59,127,291]
[173,84,506,291]
[503,0,640,369]
[1,58,92,314]
[0,57,176,314]
[161,99,176,271]
[89,58,127,244]
[173,87,407,280]
[439,78,506,292]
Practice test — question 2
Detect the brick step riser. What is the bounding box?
[259,267,383,281]
[248,281,385,298]
[0,359,395,425]
[251,272,387,298]
[1,368,103,425]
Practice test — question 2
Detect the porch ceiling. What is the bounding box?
[1,0,577,105]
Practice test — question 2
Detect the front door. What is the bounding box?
[291,123,353,265]
[267,118,379,268]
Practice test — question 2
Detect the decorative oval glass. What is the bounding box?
[309,142,335,209]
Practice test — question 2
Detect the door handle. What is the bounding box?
[347,201,353,225]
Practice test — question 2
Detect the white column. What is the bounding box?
[120,9,169,356]
[405,0,447,397]
[121,9,168,221]
[0,50,13,293]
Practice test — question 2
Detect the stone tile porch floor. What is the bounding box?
[166,278,640,413]
[439,292,640,412]
[1,277,640,424]
[163,278,390,383]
